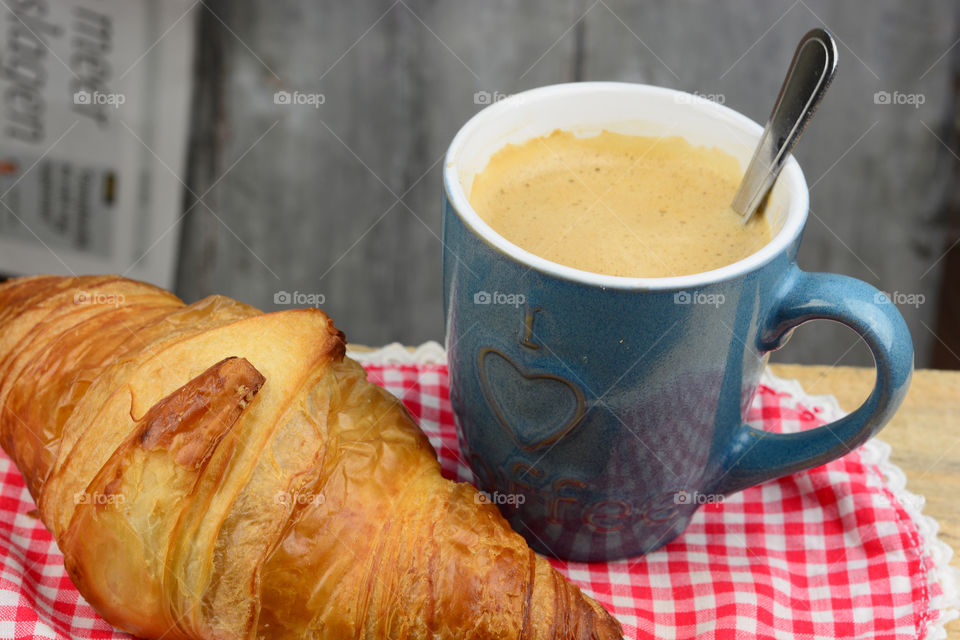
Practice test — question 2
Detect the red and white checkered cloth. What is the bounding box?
[0,361,953,639]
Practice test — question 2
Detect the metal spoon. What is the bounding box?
[732,28,838,223]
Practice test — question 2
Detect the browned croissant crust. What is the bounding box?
[0,275,623,640]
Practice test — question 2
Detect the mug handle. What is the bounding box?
[713,266,914,495]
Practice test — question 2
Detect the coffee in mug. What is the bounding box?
[469,130,770,278]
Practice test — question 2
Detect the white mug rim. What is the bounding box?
[443,81,809,290]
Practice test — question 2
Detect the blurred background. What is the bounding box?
[2,1,958,369]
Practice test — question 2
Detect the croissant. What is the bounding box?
[0,275,622,640]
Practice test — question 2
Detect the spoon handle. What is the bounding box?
[732,28,838,222]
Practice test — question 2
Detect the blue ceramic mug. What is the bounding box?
[441,82,913,562]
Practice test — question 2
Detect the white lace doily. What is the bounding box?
[349,342,960,639]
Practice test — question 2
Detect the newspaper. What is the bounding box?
[0,0,197,288]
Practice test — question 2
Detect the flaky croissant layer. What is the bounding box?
[0,275,622,640]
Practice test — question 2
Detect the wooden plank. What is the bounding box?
[177,0,958,368]
[177,0,580,346]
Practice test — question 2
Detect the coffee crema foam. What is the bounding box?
[469,129,770,278]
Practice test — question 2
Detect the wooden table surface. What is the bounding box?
[354,348,960,633]
[770,365,960,636]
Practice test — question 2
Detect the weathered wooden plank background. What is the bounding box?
[177,0,960,368]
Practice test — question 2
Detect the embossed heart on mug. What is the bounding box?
[478,347,586,451]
